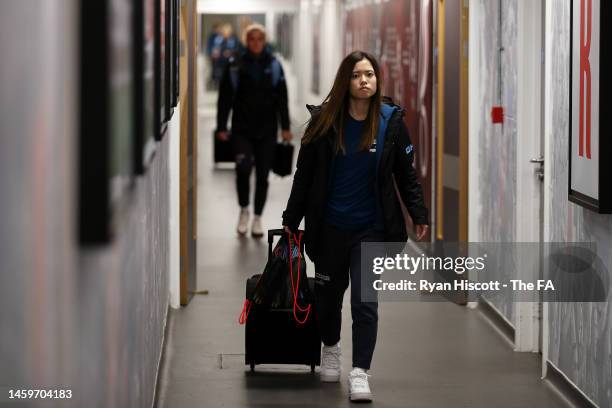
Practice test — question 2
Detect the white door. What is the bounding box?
[514,0,546,353]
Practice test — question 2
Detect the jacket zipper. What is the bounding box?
[326,123,338,193]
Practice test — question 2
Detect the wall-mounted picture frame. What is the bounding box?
[79,0,135,243]
[274,13,294,60]
[569,0,611,213]
[311,4,321,95]
[133,0,157,174]
[171,0,180,108]
[165,0,174,120]
[170,0,180,108]
[155,0,168,140]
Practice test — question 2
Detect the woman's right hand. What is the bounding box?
[282,225,292,234]
[415,224,429,241]
[216,130,230,141]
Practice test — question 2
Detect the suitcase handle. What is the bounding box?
[267,228,304,260]
[267,228,286,244]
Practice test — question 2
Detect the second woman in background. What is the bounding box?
[217,23,293,238]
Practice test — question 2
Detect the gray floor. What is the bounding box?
[155,87,572,408]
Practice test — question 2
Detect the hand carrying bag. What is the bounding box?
[213,130,234,163]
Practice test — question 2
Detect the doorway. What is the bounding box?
[514,0,545,353]
[434,0,470,305]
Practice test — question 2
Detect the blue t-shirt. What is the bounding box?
[325,115,377,229]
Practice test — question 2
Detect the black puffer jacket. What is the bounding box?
[282,99,429,263]
[216,50,290,137]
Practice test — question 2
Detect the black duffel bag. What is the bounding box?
[272,141,294,177]
[244,230,312,320]
[214,130,234,163]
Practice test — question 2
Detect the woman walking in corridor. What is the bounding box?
[217,23,293,238]
[282,50,429,402]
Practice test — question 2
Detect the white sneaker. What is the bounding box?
[237,208,249,235]
[320,343,341,382]
[348,368,373,402]
[251,215,264,238]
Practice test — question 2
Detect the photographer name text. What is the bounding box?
[372,279,556,292]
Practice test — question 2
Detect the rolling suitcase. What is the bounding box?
[242,229,321,372]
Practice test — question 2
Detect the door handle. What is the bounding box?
[530,156,545,182]
[530,157,544,164]
[535,168,544,181]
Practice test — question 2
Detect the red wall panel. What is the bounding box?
[344,0,433,230]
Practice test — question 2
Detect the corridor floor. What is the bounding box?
[154,89,572,408]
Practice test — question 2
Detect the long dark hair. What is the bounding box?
[302,51,383,153]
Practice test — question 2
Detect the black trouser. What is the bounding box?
[232,132,276,215]
[314,223,384,370]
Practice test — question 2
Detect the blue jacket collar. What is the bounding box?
[376,103,399,166]
[305,100,401,150]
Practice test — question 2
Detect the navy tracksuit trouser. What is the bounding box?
[314,223,384,370]
[232,132,276,215]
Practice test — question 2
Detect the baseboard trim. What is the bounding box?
[474,298,599,407]
[476,297,515,346]
[545,361,599,408]
[152,306,173,408]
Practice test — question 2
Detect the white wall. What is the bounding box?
[320,0,343,96]
[77,135,170,408]
[544,0,612,405]
[468,0,483,245]
[1,0,78,393]
[296,0,315,111]
[168,104,182,309]
[0,1,173,406]
[468,0,518,325]
[294,0,343,122]
[470,0,612,404]
[198,0,299,14]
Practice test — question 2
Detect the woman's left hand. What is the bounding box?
[281,130,293,142]
[415,224,429,241]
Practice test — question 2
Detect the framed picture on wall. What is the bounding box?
[311,4,321,95]
[79,0,135,243]
[154,0,168,140]
[165,0,174,119]
[275,13,294,60]
[172,0,180,108]
[569,0,611,213]
[133,0,157,174]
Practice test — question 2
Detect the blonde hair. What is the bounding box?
[220,23,233,37]
[242,23,267,44]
